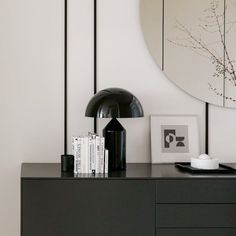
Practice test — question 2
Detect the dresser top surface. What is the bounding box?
[21,163,236,179]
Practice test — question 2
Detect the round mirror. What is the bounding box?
[140,0,236,108]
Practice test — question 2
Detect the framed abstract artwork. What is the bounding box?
[151,115,200,163]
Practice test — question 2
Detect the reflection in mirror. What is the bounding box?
[140,0,236,108]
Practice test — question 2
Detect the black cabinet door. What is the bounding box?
[22,179,155,236]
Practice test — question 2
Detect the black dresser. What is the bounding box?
[21,163,236,236]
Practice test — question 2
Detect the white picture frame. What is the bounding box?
[151,115,200,163]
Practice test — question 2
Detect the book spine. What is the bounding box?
[88,136,92,174]
[91,135,96,174]
[95,136,100,174]
[104,149,109,174]
[80,137,85,173]
[100,137,105,173]
[84,136,89,173]
[74,137,82,174]
[78,137,82,174]
[72,136,78,174]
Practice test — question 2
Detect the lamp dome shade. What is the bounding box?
[85,88,144,118]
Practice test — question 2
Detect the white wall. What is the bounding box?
[1,0,236,235]
[0,0,64,235]
[97,0,205,163]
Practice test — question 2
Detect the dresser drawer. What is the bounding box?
[156,228,236,236]
[156,180,236,203]
[156,204,236,228]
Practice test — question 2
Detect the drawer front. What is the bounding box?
[156,180,236,203]
[156,204,236,228]
[156,228,236,236]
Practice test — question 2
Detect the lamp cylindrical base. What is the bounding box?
[103,118,126,172]
[61,154,74,172]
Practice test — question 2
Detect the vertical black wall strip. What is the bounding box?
[205,102,209,154]
[94,0,97,133]
[64,0,68,154]
[162,0,165,71]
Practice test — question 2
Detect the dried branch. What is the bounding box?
[208,83,236,102]
[167,0,236,100]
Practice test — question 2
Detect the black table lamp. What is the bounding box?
[85,88,144,171]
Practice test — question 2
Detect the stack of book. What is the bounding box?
[72,133,108,174]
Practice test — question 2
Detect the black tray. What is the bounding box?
[175,162,236,174]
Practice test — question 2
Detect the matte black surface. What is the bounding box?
[156,204,236,228]
[21,163,236,179]
[103,118,126,171]
[22,180,155,236]
[85,88,144,118]
[157,229,236,236]
[156,179,236,203]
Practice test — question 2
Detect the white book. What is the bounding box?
[73,136,82,174]
[100,137,105,173]
[80,137,86,173]
[88,133,96,174]
[104,149,109,173]
[77,137,82,174]
[88,136,92,174]
[72,136,78,174]
[80,137,83,173]
[84,136,89,173]
[91,135,96,174]
[95,136,100,173]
